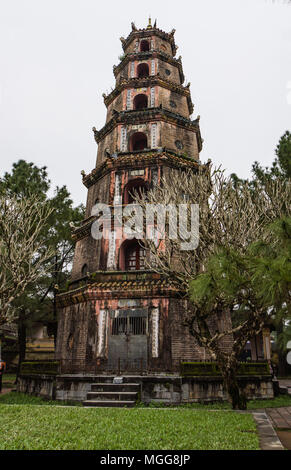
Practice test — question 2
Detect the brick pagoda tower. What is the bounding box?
[56,19,207,374]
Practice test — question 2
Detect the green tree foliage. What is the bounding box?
[189,217,291,409]
[0,160,50,198]
[230,131,291,375]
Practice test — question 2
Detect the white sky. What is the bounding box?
[0,0,290,206]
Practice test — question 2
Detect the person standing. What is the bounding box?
[0,360,6,393]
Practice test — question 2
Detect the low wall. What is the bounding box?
[181,376,274,403]
[18,374,56,400]
[17,374,274,403]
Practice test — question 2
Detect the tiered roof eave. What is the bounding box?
[113,51,184,83]
[103,75,191,111]
[92,107,200,145]
[81,149,205,190]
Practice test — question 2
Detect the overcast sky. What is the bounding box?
[0,0,290,206]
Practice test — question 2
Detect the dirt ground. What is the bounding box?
[276,429,291,450]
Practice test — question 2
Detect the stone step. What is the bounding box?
[87,391,138,400]
[80,376,142,384]
[91,383,140,392]
[83,400,136,408]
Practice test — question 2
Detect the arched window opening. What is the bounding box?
[130,132,147,152]
[81,264,88,277]
[137,63,149,78]
[140,40,150,52]
[124,179,148,205]
[133,94,148,110]
[119,239,146,271]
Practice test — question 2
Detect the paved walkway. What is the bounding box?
[278,379,291,387]
[253,412,284,450]
[266,406,291,429]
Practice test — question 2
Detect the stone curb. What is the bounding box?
[253,412,284,450]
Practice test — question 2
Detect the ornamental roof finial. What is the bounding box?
[147,16,152,29]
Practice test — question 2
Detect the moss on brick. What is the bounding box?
[180,362,270,377]
[20,361,59,376]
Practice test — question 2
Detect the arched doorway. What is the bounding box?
[137,63,149,78]
[81,264,88,277]
[140,40,150,52]
[129,132,147,151]
[119,239,146,271]
[123,179,148,205]
[133,94,148,110]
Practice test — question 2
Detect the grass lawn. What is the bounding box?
[0,405,259,450]
[0,392,81,406]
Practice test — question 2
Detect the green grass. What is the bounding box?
[247,394,291,409]
[136,394,291,410]
[0,392,81,406]
[0,406,259,450]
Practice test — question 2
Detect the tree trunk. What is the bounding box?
[53,290,58,348]
[277,319,287,377]
[16,312,27,383]
[221,363,247,410]
[53,256,58,348]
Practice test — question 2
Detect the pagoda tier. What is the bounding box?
[113,51,185,85]
[74,149,205,227]
[103,75,193,121]
[92,23,201,170]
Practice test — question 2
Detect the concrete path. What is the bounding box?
[253,412,284,450]
[279,379,291,388]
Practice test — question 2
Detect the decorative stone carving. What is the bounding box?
[97,310,107,357]
[151,308,159,358]
[107,231,116,269]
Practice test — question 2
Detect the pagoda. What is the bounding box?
[55,19,219,374]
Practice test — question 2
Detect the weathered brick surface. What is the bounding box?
[160,121,199,159]
[157,87,189,117]
[56,294,225,373]
[157,58,181,85]
[123,35,174,58]
[96,126,119,165]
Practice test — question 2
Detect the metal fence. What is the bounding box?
[59,357,146,375]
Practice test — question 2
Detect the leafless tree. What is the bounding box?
[135,165,290,283]
[134,165,291,408]
[0,194,55,327]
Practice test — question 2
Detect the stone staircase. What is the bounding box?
[278,380,291,396]
[83,381,140,407]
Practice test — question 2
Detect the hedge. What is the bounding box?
[20,361,59,376]
[180,362,270,377]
